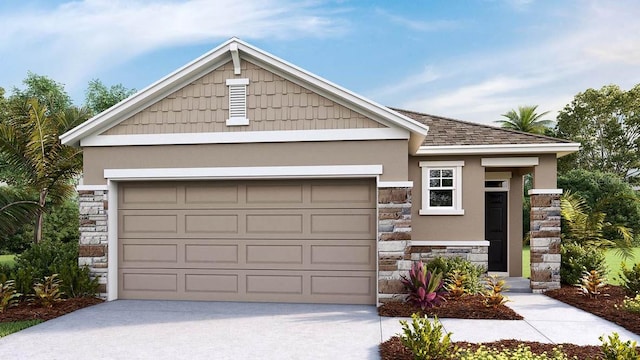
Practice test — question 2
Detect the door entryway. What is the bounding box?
[486,191,508,272]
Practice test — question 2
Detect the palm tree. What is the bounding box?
[495,105,553,134]
[0,187,40,234]
[560,191,634,259]
[0,99,89,243]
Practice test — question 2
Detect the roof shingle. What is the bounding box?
[392,108,571,146]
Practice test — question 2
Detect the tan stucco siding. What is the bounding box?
[534,154,557,189]
[409,155,485,241]
[82,140,408,185]
[102,60,385,135]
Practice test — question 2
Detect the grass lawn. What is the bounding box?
[0,320,42,338]
[0,254,16,267]
[522,246,640,284]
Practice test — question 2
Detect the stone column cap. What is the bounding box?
[528,189,562,195]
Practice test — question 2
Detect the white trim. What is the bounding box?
[225,117,250,126]
[229,43,241,75]
[481,157,539,167]
[60,38,428,148]
[528,188,563,195]
[411,240,490,247]
[377,181,413,188]
[80,128,410,147]
[485,171,512,180]
[107,180,118,301]
[104,165,384,181]
[419,209,465,216]
[225,78,249,86]
[77,185,108,191]
[420,160,464,167]
[417,143,581,157]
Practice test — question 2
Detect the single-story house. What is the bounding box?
[61,38,580,305]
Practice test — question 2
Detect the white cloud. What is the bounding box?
[371,1,640,124]
[375,8,461,32]
[0,0,346,93]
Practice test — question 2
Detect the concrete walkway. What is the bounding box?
[0,294,638,359]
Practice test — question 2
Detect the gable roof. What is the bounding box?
[393,108,580,157]
[60,38,429,152]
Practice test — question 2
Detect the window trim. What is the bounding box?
[419,161,464,215]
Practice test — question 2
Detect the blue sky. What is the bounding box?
[1,0,639,124]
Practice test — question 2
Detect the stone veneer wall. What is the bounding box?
[78,189,109,298]
[529,192,561,292]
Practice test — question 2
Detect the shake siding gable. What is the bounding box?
[102,60,386,136]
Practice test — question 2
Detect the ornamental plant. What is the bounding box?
[618,262,640,296]
[578,269,606,298]
[399,314,455,360]
[446,270,467,298]
[599,332,640,360]
[32,274,64,308]
[0,279,21,313]
[401,260,446,310]
[483,275,509,307]
[617,294,640,314]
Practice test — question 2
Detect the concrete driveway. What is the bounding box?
[0,300,382,360]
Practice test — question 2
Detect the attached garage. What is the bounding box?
[117,179,377,304]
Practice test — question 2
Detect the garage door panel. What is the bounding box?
[184,244,239,264]
[185,184,239,204]
[122,244,177,263]
[121,214,178,234]
[184,214,239,233]
[119,179,376,304]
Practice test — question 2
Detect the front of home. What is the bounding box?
[61,38,579,305]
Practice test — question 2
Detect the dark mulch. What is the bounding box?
[380,336,606,360]
[545,285,640,336]
[378,294,523,320]
[0,297,104,323]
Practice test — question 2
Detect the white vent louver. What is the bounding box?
[226,78,250,126]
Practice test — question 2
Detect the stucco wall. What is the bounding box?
[82,140,408,185]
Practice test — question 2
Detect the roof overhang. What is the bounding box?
[60,38,428,153]
[416,142,581,158]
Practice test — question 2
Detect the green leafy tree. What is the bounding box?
[556,84,640,180]
[85,79,135,115]
[558,169,640,243]
[0,100,89,243]
[495,105,553,134]
[11,72,72,115]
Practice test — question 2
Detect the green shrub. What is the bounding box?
[617,295,640,314]
[618,262,640,295]
[399,314,455,360]
[0,280,21,312]
[426,257,485,295]
[560,243,606,285]
[401,261,446,310]
[13,241,98,297]
[455,344,570,359]
[599,332,640,360]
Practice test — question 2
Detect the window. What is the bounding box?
[226,78,249,126]
[419,161,464,215]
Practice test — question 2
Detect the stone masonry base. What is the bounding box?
[78,189,108,298]
[529,192,561,293]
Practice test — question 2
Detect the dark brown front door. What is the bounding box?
[486,192,508,272]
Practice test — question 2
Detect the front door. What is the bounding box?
[486,192,508,272]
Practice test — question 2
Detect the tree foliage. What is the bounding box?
[85,79,135,116]
[495,105,554,134]
[0,187,40,236]
[556,84,640,180]
[10,72,72,115]
[558,169,640,243]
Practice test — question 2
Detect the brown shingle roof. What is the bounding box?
[392,108,571,146]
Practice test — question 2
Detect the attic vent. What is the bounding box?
[226,78,250,126]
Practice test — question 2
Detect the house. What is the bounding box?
[60,38,579,305]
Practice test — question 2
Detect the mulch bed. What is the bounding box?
[380,336,605,359]
[0,297,104,323]
[545,285,640,336]
[378,294,523,320]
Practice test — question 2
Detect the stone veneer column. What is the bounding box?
[528,189,562,293]
[78,189,109,298]
[377,186,412,303]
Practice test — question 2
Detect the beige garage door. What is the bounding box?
[118,179,377,304]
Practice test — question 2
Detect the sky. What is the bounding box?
[0,0,639,125]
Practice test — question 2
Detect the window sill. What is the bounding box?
[419,209,465,216]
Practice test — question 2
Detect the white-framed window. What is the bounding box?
[226,78,249,126]
[419,161,464,215]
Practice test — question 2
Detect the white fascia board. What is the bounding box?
[416,143,581,157]
[61,38,238,146]
[377,181,414,188]
[225,78,249,85]
[411,240,490,247]
[235,40,429,137]
[104,165,384,181]
[481,157,539,167]
[419,160,465,167]
[80,128,409,147]
[528,189,563,195]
